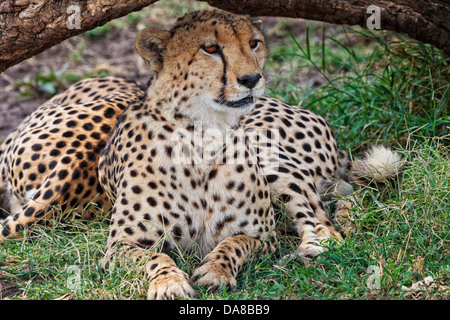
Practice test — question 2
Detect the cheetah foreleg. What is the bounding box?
[100,242,197,300]
[146,252,198,300]
[280,191,343,264]
[191,235,267,292]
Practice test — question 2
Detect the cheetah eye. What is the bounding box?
[249,39,261,50]
[202,44,221,55]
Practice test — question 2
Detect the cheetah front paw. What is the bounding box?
[291,224,342,263]
[281,241,326,265]
[147,270,198,300]
[191,261,236,292]
[297,241,326,262]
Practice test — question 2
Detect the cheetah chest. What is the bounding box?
[177,162,272,255]
[109,122,274,257]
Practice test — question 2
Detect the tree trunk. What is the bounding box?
[0,0,448,74]
[0,0,158,73]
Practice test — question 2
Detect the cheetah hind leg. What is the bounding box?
[0,201,51,240]
[0,181,64,240]
[191,235,273,291]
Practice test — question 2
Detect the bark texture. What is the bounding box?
[0,0,158,73]
[0,0,448,73]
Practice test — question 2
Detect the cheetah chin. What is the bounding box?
[214,94,255,109]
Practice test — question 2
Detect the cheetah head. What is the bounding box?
[135,10,266,128]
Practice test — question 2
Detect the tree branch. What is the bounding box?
[0,0,158,73]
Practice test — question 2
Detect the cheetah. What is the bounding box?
[0,10,403,299]
[98,10,402,299]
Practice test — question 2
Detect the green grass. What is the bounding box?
[267,25,449,153]
[1,14,449,300]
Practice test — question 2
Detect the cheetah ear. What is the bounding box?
[252,19,263,30]
[135,29,171,73]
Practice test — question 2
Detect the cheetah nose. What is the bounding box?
[237,73,262,89]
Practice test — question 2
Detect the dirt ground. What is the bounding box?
[0,274,20,299]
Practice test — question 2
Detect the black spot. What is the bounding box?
[100,124,112,134]
[60,182,71,194]
[124,227,134,235]
[295,132,305,139]
[103,108,116,118]
[277,167,290,173]
[285,146,296,153]
[37,164,46,173]
[31,144,43,151]
[303,143,311,152]
[172,226,182,241]
[75,184,84,194]
[265,174,279,183]
[281,118,292,127]
[300,116,310,122]
[91,132,101,140]
[56,141,66,148]
[66,120,77,128]
[92,116,102,123]
[49,149,60,157]
[77,135,88,142]
[82,123,94,131]
[165,146,173,157]
[313,126,323,135]
[72,170,81,180]
[77,113,89,120]
[24,207,35,217]
[226,181,235,189]
[289,183,302,194]
[42,189,54,200]
[163,125,174,133]
[62,131,74,138]
[147,197,157,207]
[208,169,218,180]
[58,170,68,180]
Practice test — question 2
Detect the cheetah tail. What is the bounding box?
[319,146,404,200]
[349,145,404,184]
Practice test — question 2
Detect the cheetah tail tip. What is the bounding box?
[351,146,405,183]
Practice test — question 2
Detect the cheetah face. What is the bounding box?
[135,10,267,126]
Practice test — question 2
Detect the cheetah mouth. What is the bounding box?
[214,95,255,108]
